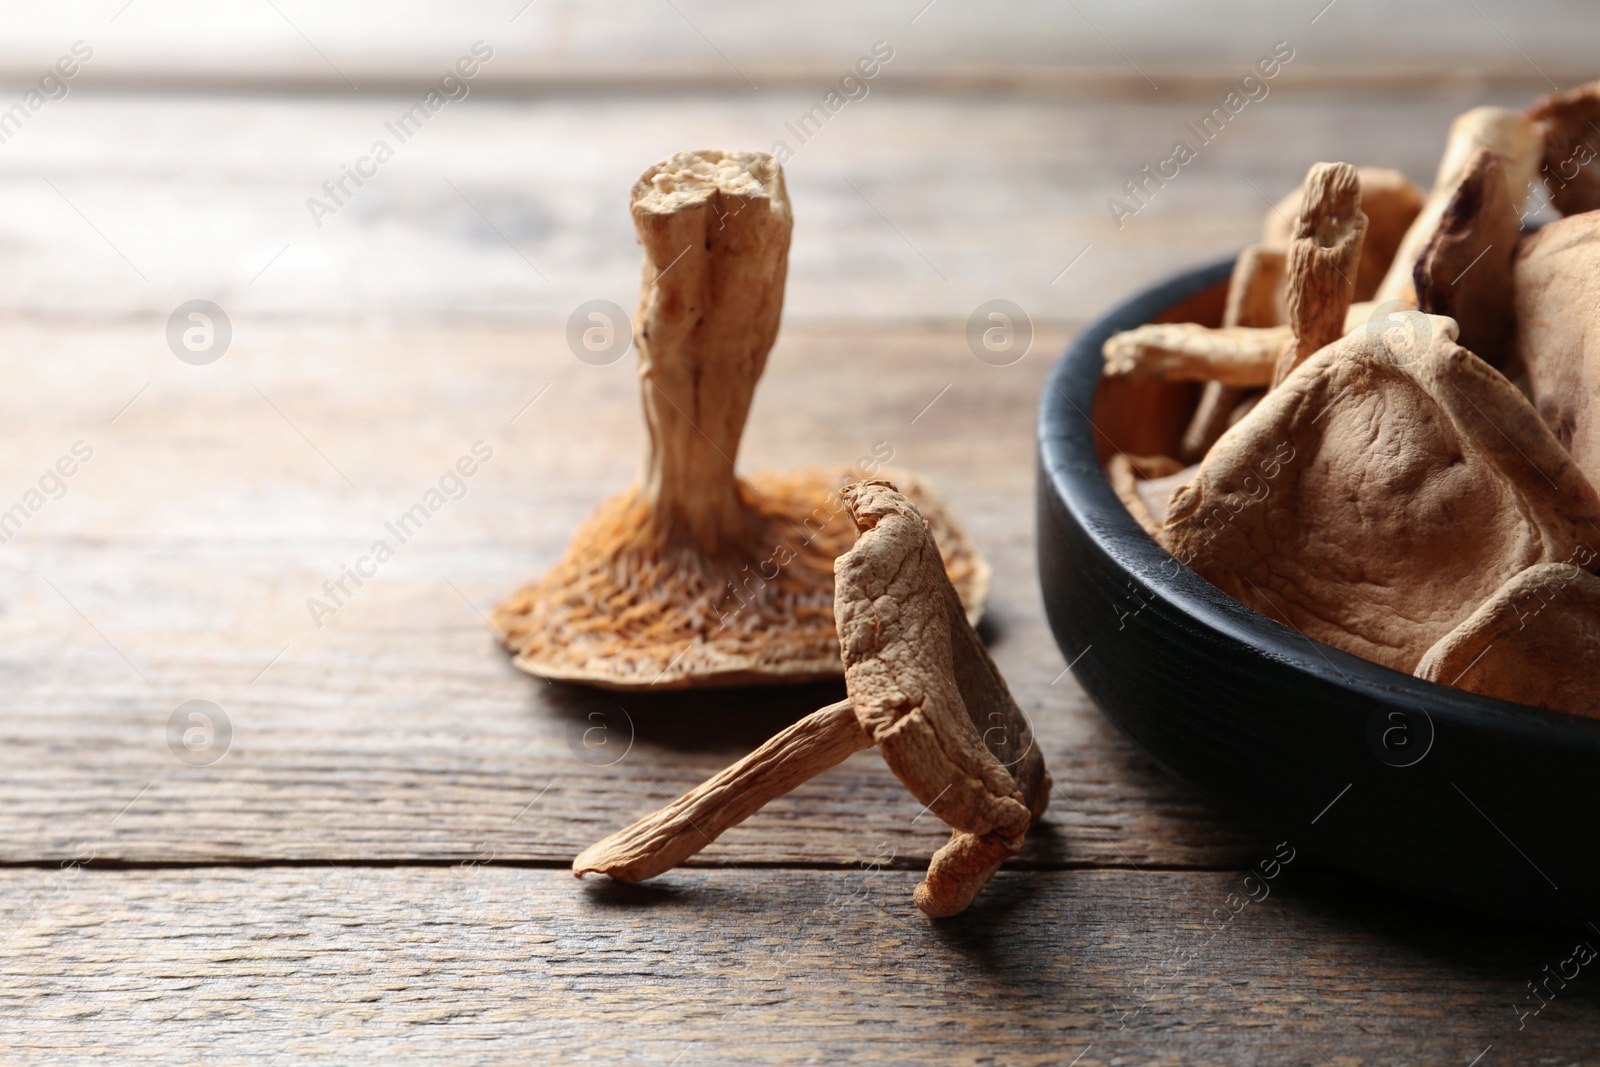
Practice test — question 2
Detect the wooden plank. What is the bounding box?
[0,866,1590,1064]
[0,319,1262,867]
[0,93,1564,326]
[1,1,1596,90]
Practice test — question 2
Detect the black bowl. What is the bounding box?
[1036,256,1600,922]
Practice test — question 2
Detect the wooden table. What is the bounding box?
[4,4,1599,1062]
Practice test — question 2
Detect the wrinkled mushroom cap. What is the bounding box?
[1514,210,1600,491]
[834,480,1049,915]
[1161,313,1600,673]
[1418,562,1600,717]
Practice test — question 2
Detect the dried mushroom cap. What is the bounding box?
[572,480,1050,919]
[1274,162,1367,386]
[1417,562,1600,717]
[493,150,988,689]
[1160,314,1600,674]
[1373,106,1540,309]
[1528,79,1600,216]
[1513,210,1600,490]
[834,480,1051,916]
[1265,166,1422,301]
[1413,148,1520,368]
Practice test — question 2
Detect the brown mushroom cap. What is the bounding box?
[835,480,1050,916]
[1527,79,1600,217]
[1413,148,1520,369]
[1160,314,1600,674]
[1417,562,1600,717]
[492,150,989,689]
[1513,210,1600,491]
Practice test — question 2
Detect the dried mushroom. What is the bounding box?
[1412,148,1521,368]
[1159,314,1600,674]
[493,151,988,689]
[1417,561,1600,717]
[1105,89,1600,718]
[1528,78,1600,217]
[1513,211,1600,490]
[1102,323,1293,387]
[1273,162,1367,386]
[1180,245,1284,461]
[1373,106,1540,309]
[575,481,1050,917]
[1265,165,1422,302]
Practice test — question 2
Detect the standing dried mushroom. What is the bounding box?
[494,151,988,689]
[1273,161,1367,386]
[575,481,1050,918]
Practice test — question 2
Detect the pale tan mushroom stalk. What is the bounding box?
[1223,244,1287,328]
[1272,162,1367,387]
[1180,246,1284,462]
[1528,79,1600,217]
[1265,166,1422,302]
[572,698,871,882]
[1416,563,1600,717]
[1372,106,1540,308]
[493,150,988,689]
[574,481,1050,918]
[1513,210,1600,489]
[1160,314,1600,674]
[1103,323,1293,387]
[1106,303,1384,391]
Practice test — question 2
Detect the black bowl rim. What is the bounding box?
[1037,254,1600,756]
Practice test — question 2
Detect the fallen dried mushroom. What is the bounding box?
[493,150,988,689]
[1102,90,1600,717]
[576,481,1049,917]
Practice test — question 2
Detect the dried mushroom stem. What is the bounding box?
[1263,166,1422,302]
[1103,323,1292,387]
[1273,161,1367,387]
[572,699,870,883]
[1373,106,1539,308]
[633,151,790,555]
[1181,244,1285,461]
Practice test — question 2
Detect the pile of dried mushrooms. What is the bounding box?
[1103,85,1600,718]
[498,150,1048,918]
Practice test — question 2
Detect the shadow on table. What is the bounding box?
[539,678,849,752]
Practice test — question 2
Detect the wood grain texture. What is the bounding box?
[0,94,1568,327]
[0,866,1593,1066]
[3,66,1593,1063]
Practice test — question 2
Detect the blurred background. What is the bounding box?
[2,0,1598,326]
